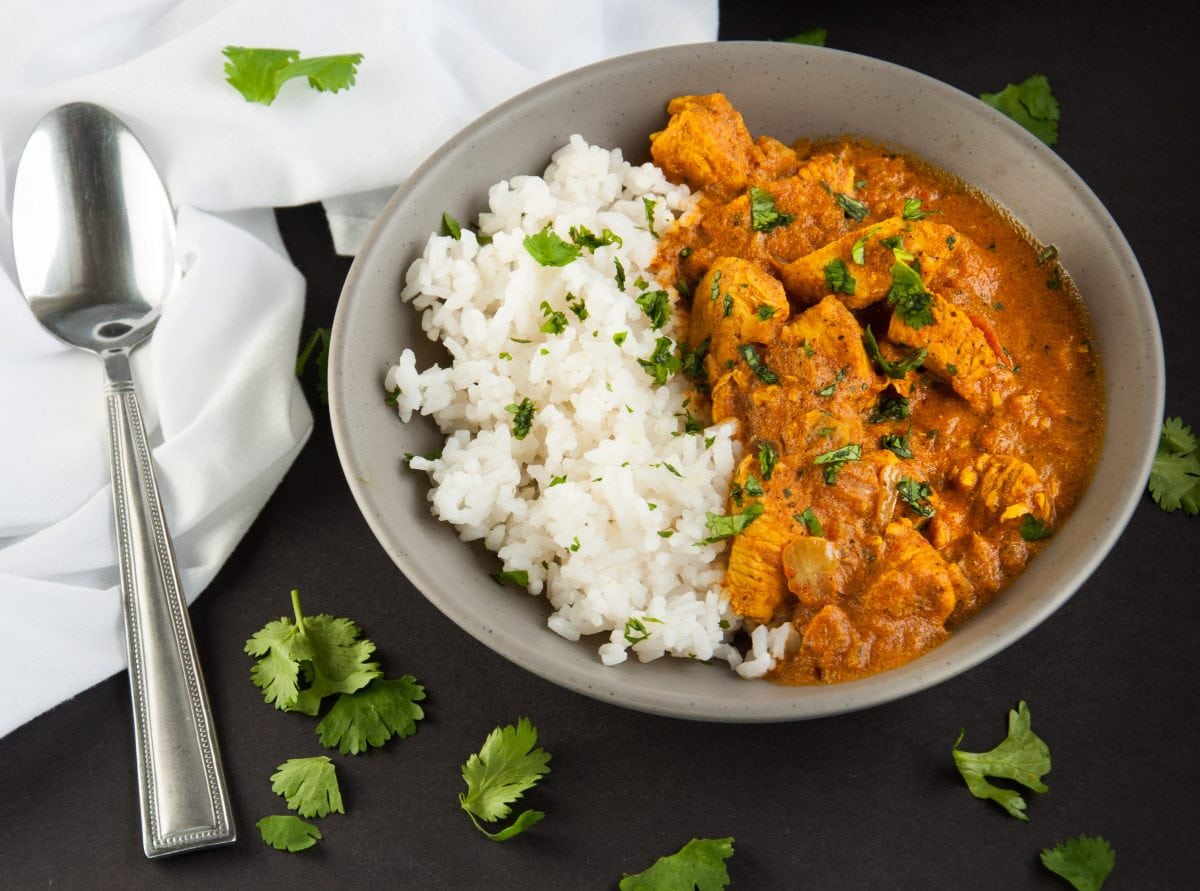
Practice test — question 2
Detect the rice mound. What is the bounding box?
[387,135,798,675]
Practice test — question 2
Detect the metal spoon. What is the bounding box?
[11,103,235,858]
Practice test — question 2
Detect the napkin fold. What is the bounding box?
[0,0,719,736]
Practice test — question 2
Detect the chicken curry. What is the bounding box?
[648,94,1104,684]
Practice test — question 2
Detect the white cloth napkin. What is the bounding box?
[0,0,719,737]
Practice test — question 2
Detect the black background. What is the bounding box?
[3,2,1198,887]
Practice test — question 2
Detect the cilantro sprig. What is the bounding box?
[620,837,735,890]
[748,187,794,232]
[459,718,552,841]
[1149,416,1200,514]
[886,261,935,329]
[222,46,364,106]
[952,700,1051,821]
[245,589,381,716]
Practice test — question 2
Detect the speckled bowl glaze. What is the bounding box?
[329,42,1163,722]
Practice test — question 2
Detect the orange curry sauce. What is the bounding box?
[649,94,1104,684]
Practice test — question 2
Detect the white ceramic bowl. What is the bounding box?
[329,42,1163,721]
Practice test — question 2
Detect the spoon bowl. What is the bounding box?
[11,102,235,858]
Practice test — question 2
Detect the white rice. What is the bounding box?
[386,135,800,674]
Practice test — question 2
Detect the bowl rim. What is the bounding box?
[329,41,1165,722]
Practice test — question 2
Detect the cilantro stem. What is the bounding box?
[291,588,306,633]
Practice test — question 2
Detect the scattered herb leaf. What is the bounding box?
[1040,835,1116,891]
[257,814,322,852]
[952,700,1051,821]
[505,398,537,440]
[980,74,1060,146]
[748,187,794,232]
[222,46,364,106]
[1149,416,1200,514]
[523,226,580,266]
[270,756,344,818]
[619,837,735,891]
[459,718,551,842]
[316,676,426,755]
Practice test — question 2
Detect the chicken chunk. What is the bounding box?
[887,292,1015,411]
[780,217,961,309]
[689,257,790,383]
[650,94,759,197]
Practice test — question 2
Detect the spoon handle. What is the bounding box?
[103,351,236,858]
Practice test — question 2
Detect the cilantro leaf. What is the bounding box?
[700,502,765,544]
[569,224,623,252]
[523,226,581,266]
[869,394,911,424]
[257,815,322,852]
[505,398,537,440]
[1149,416,1200,514]
[620,837,735,891]
[834,192,870,222]
[980,74,1061,146]
[824,258,857,295]
[316,676,426,755]
[643,197,659,238]
[222,46,363,106]
[1040,835,1116,891]
[637,289,673,330]
[245,590,382,715]
[901,197,940,221]
[270,756,344,818]
[748,187,794,232]
[863,325,926,379]
[757,441,778,481]
[952,700,1051,821]
[886,261,935,329]
[897,475,935,516]
[813,443,861,485]
[459,718,551,841]
[639,337,682,386]
[797,507,823,536]
[1019,514,1054,541]
[295,326,331,405]
[738,343,780,384]
[492,569,530,587]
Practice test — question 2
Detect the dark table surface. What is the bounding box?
[3,2,1198,888]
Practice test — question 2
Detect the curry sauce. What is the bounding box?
[649,94,1104,684]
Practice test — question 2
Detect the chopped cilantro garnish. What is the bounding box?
[638,336,682,386]
[863,326,927,379]
[700,502,765,544]
[491,569,530,587]
[637,289,672,330]
[623,615,664,645]
[756,305,779,321]
[385,385,401,406]
[614,256,626,291]
[738,343,780,384]
[569,224,622,252]
[743,475,765,498]
[1019,515,1054,541]
[441,211,463,239]
[796,507,823,536]
[834,192,870,222]
[1038,244,1059,265]
[680,337,710,389]
[824,257,857,295]
[886,261,935,329]
[539,301,568,334]
[722,293,733,317]
[524,226,581,267]
[567,293,588,321]
[748,187,794,232]
[548,475,567,487]
[901,198,940,221]
[813,443,861,485]
[505,398,536,440]
[757,442,778,481]
[642,197,659,238]
[708,269,722,302]
[880,427,914,459]
[946,362,958,376]
[613,331,628,346]
[897,476,935,517]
